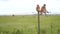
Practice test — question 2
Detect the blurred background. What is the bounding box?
[0,0,60,15]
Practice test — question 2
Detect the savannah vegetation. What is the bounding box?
[0,15,60,34]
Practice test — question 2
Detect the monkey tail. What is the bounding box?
[46,10,49,13]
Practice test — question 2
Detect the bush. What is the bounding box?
[13,29,23,34]
[57,29,60,34]
[41,29,46,34]
[16,29,20,34]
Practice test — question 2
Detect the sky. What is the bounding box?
[0,0,60,15]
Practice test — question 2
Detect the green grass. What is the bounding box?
[0,15,60,34]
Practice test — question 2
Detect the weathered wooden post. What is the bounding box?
[37,11,40,34]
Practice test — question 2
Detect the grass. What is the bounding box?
[0,15,60,34]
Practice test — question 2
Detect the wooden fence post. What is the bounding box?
[38,11,40,34]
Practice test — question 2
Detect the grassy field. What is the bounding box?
[0,15,60,34]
